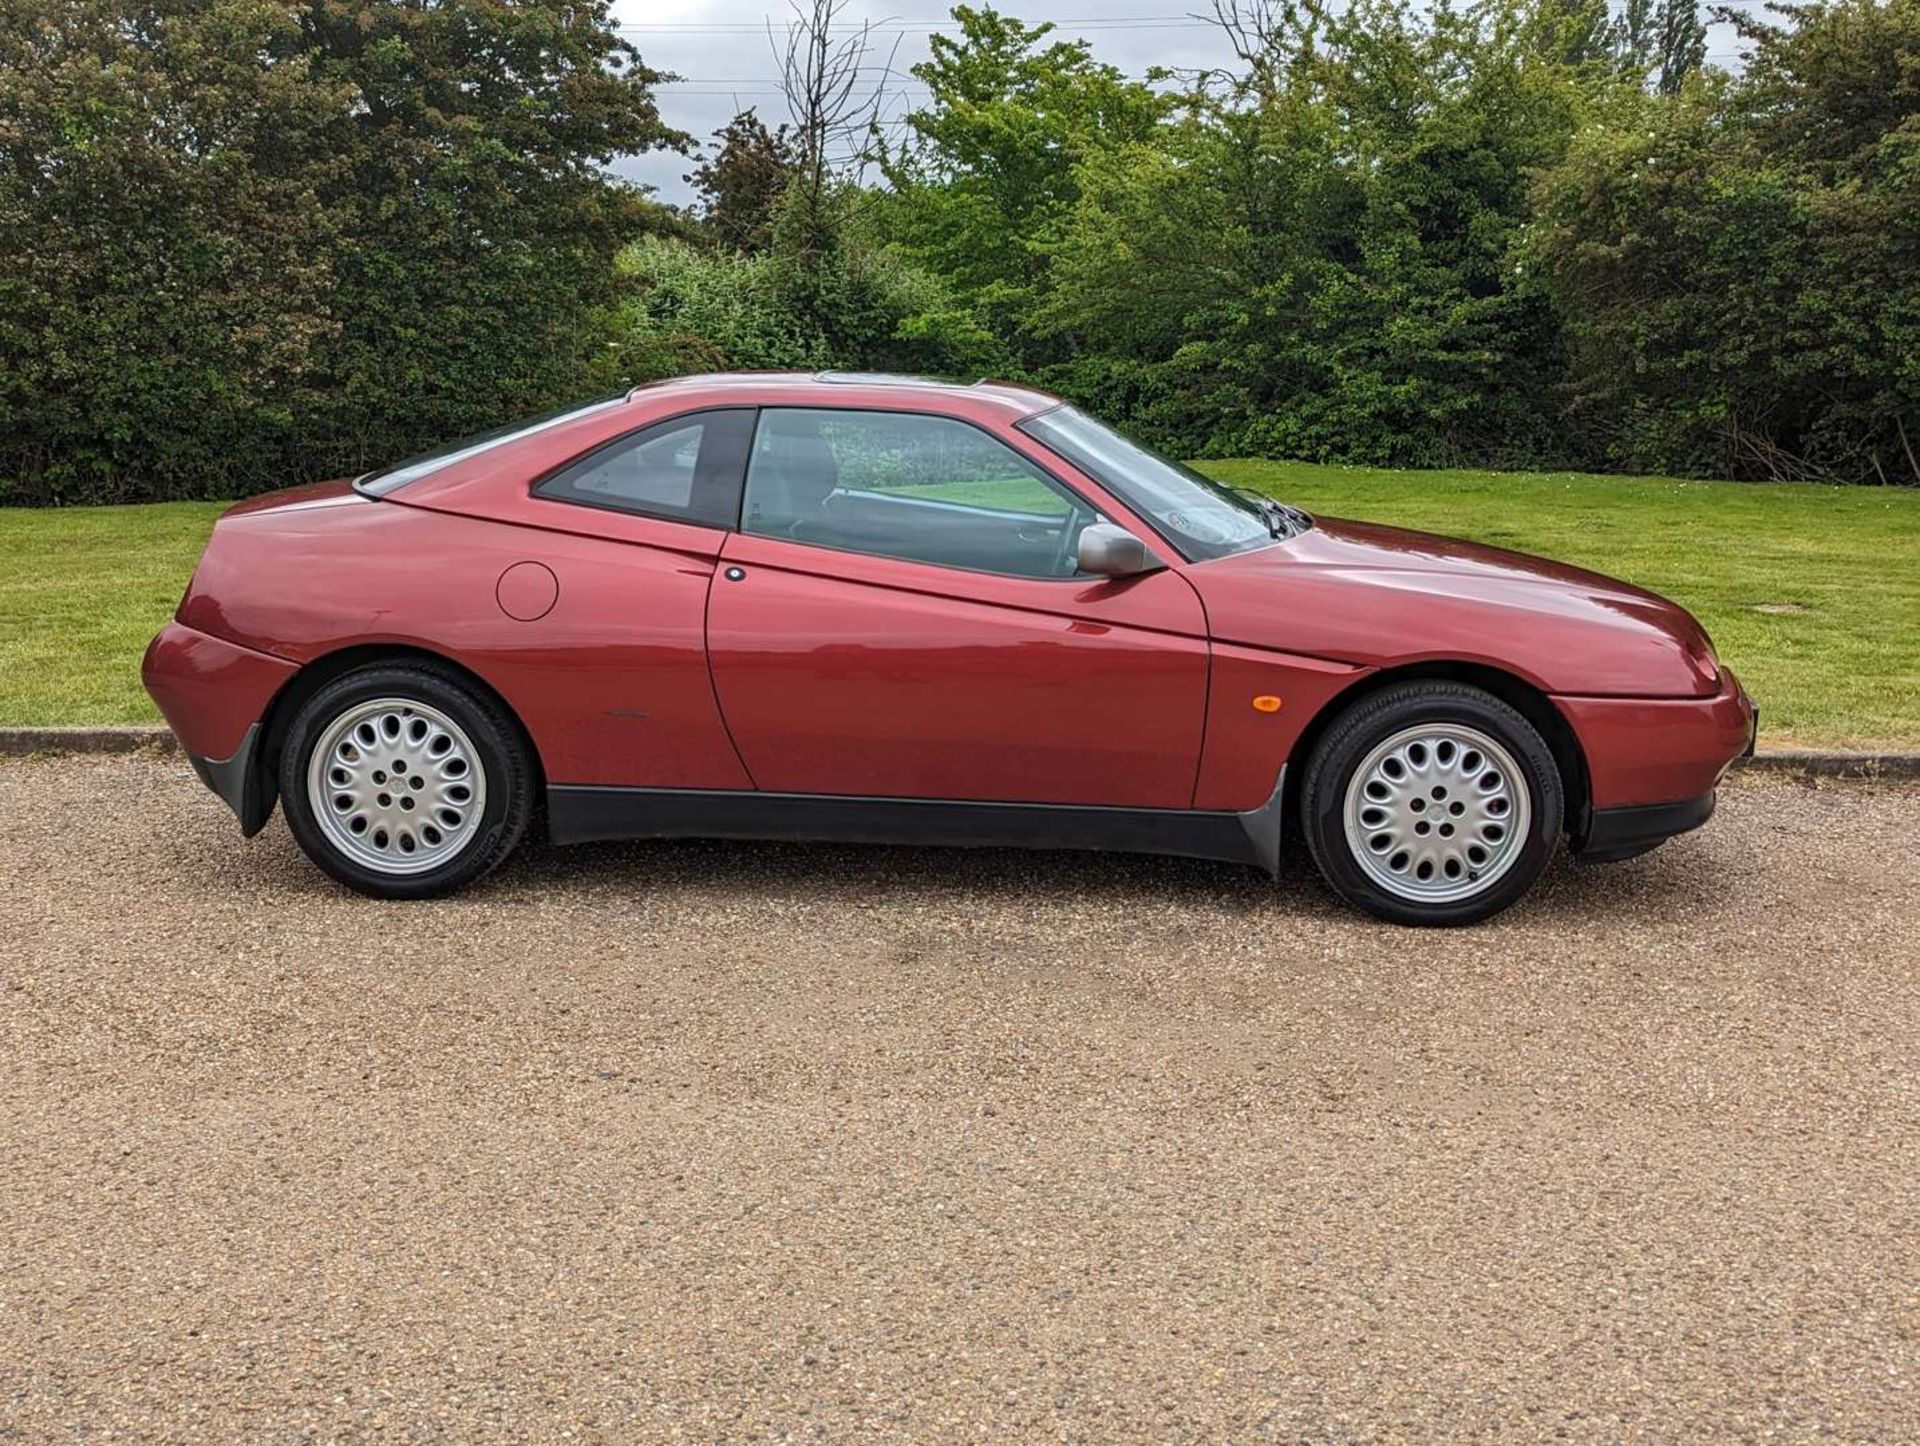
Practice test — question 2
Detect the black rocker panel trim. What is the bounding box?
[547,774,1287,877]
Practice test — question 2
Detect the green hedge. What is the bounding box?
[0,0,682,504]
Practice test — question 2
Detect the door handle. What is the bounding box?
[723,566,746,582]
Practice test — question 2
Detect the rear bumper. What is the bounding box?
[142,622,297,834]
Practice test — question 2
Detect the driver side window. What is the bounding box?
[742,408,1095,579]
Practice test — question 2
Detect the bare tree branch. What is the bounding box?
[772,0,895,217]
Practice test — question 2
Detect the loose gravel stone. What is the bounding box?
[1,757,1915,1441]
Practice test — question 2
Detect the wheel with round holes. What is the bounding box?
[1300,682,1563,926]
[278,663,534,899]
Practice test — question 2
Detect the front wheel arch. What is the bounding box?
[250,645,546,833]
[1282,661,1592,846]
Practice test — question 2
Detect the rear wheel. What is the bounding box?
[1301,682,1563,926]
[279,663,534,898]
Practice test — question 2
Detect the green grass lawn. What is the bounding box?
[2,466,1915,747]
[0,501,229,727]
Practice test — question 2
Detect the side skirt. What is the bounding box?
[547,770,1286,879]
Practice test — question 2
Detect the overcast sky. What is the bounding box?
[610,2,1756,208]
[609,2,1271,205]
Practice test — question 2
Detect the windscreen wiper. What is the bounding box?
[1227,486,1309,539]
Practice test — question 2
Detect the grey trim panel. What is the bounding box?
[1236,766,1287,879]
[548,776,1286,877]
[187,722,276,837]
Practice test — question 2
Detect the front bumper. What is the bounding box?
[1581,792,1716,862]
[1555,671,1756,812]
[142,622,297,834]
[1555,670,1755,856]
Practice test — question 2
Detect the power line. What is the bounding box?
[616,17,1215,31]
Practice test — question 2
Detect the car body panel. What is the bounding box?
[708,530,1211,807]
[1188,517,1721,699]
[1556,676,1755,808]
[1192,642,1372,811]
[177,490,752,791]
[143,621,299,761]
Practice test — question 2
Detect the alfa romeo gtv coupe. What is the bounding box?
[143,372,1755,925]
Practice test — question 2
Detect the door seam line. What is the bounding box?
[701,541,760,790]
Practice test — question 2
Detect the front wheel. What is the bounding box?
[278,662,535,899]
[1300,682,1563,926]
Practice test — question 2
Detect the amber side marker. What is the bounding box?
[1252,695,1283,713]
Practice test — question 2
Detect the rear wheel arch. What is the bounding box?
[1283,661,1591,841]
[253,646,546,826]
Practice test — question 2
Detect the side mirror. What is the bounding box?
[1076,521,1157,578]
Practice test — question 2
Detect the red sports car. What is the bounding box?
[143,372,1755,924]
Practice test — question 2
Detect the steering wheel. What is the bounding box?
[1054,508,1092,577]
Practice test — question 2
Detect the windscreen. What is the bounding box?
[1017,406,1280,562]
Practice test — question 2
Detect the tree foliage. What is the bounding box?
[0,0,682,502]
[1530,0,1920,482]
[5,0,1919,502]
[1032,0,1587,463]
[688,112,798,256]
[880,6,1173,365]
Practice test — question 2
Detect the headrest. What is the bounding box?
[755,415,839,515]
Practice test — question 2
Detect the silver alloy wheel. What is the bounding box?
[305,697,487,876]
[1342,723,1532,904]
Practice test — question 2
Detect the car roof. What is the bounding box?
[624,370,1064,423]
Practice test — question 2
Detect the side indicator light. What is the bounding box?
[1252,695,1283,713]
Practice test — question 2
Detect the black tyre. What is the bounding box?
[278,662,535,899]
[1300,681,1563,926]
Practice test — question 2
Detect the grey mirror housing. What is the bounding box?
[1076,521,1157,578]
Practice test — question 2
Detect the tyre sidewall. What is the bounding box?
[1303,685,1563,927]
[279,665,532,899]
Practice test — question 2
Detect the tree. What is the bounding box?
[0,0,684,503]
[1529,0,1614,64]
[1655,0,1707,92]
[1611,0,1657,67]
[688,111,799,255]
[1530,0,1920,482]
[1610,0,1706,90]
[1039,0,1591,464]
[0,0,344,501]
[293,0,686,471]
[883,5,1173,364]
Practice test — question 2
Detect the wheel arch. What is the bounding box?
[1283,660,1592,842]
[247,644,547,834]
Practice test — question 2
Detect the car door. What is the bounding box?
[705,406,1210,808]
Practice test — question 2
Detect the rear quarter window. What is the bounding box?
[356,396,626,496]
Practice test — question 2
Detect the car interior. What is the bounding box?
[744,410,1097,579]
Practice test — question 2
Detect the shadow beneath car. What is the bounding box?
[508,831,1310,908]
[206,804,1713,930]
[489,828,1712,928]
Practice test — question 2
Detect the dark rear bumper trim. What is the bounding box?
[1579,792,1716,863]
[187,722,275,837]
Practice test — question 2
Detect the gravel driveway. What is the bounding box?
[2,756,1916,1440]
